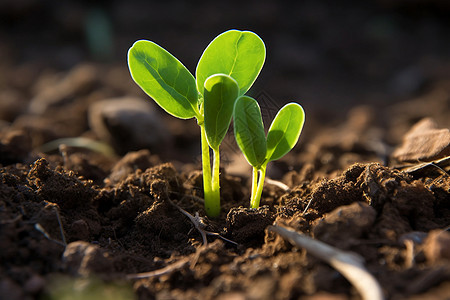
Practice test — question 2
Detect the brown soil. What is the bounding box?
[1,2,450,299]
[1,62,449,300]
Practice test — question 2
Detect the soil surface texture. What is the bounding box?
[1,63,449,300]
[1,1,450,300]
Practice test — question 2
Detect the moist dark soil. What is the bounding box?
[1,63,449,300]
[1,1,450,299]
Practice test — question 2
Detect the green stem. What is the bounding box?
[200,124,220,217]
[250,167,258,206]
[210,147,221,215]
[250,164,267,209]
[200,124,212,212]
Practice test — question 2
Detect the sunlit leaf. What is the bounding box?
[233,96,267,167]
[204,74,239,149]
[266,103,305,162]
[128,40,199,119]
[196,30,265,96]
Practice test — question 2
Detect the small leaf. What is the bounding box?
[266,103,305,162]
[196,30,266,96]
[233,96,267,167]
[204,74,239,149]
[128,40,199,119]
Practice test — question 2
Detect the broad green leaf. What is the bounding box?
[196,30,266,96]
[233,96,267,167]
[128,40,199,119]
[204,74,239,149]
[266,103,305,162]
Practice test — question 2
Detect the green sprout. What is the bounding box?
[233,96,305,208]
[128,30,265,217]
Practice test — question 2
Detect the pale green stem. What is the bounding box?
[199,124,220,217]
[210,147,221,215]
[250,167,258,205]
[250,164,267,209]
[200,124,215,217]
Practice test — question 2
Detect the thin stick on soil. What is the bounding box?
[168,199,208,244]
[126,258,190,280]
[268,225,384,300]
[34,223,66,247]
[33,205,67,247]
[167,199,237,246]
[265,178,291,192]
[396,156,450,176]
[127,237,229,279]
[202,225,238,246]
[53,206,67,246]
[302,197,313,215]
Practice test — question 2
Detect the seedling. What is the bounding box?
[233,96,305,208]
[128,30,265,217]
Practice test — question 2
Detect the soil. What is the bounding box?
[1,1,450,300]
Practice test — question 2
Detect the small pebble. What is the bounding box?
[88,97,171,154]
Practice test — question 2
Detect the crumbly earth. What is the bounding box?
[0,61,449,300]
[1,1,450,297]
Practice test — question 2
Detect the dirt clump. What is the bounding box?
[1,39,450,300]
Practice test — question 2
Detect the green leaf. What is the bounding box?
[233,96,267,167]
[204,74,239,150]
[196,30,266,96]
[128,40,199,119]
[266,103,305,162]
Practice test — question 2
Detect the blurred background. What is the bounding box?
[1,0,449,168]
[2,0,450,106]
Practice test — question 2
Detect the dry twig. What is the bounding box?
[126,258,190,280]
[395,156,450,176]
[33,204,67,247]
[167,198,237,246]
[53,205,67,246]
[34,223,66,247]
[268,225,384,300]
[127,240,226,279]
[265,178,291,192]
[127,199,238,280]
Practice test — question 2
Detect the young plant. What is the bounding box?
[127,30,265,217]
[233,96,305,208]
